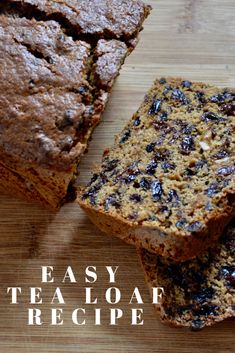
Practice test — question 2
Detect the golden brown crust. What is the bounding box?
[0,1,151,208]
[6,0,151,41]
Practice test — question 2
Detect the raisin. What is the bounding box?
[158,206,171,219]
[206,182,219,197]
[128,212,139,220]
[176,219,187,229]
[167,189,179,202]
[100,173,108,184]
[149,99,162,115]
[120,175,133,184]
[82,183,102,201]
[155,149,170,161]
[195,159,207,170]
[220,266,235,288]
[146,160,158,175]
[191,319,205,331]
[181,80,192,88]
[171,89,188,104]
[210,93,225,103]
[195,91,206,103]
[187,221,204,233]
[202,111,225,123]
[184,168,195,177]
[152,180,163,201]
[223,179,230,188]
[88,174,99,186]
[103,159,119,172]
[223,137,231,149]
[133,117,141,126]
[182,124,195,135]
[222,90,235,100]
[128,163,141,176]
[140,178,151,190]
[121,164,141,184]
[119,129,131,144]
[217,166,235,176]
[159,205,168,213]
[193,305,219,317]
[133,181,140,188]
[146,143,155,153]
[212,150,229,159]
[163,85,172,95]
[130,194,142,203]
[221,102,235,116]
[205,201,213,211]
[153,120,169,132]
[180,136,195,154]
[159,78,167,84]
[105,194,121,210]
[159,111,168,121]
[161,162,176,173]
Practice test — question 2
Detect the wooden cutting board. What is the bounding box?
[0,1,234,352]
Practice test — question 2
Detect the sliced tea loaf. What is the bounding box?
[139,222,235,329]
[0,0,151,208]
[79,78,235,261]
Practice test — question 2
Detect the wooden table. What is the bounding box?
[0,0,234,352]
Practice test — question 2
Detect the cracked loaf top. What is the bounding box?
[0,0,151,172]
[6,0,151,40]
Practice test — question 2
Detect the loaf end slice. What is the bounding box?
[138,222,235,329]
[79,78,235,261]
[0,1,151,208]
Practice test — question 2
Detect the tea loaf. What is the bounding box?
[0,0,151,208]
[79,78,235,261]
[139,222,235,329]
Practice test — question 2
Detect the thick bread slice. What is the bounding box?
[79,78,235,261]
[138,222,235,330]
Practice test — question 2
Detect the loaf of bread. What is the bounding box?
[0,0,151,208]
[139,221,235,329]
[79,78,235,261]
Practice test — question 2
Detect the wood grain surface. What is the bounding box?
[0,0,234,352]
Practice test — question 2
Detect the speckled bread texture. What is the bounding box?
[0,1,151,208]
[79,78,235,261]
[138,222,235,330]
